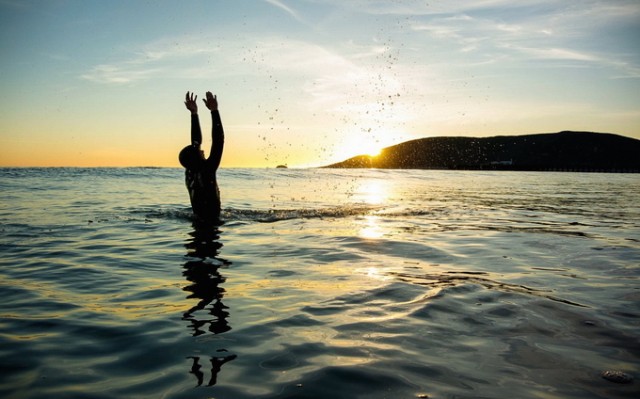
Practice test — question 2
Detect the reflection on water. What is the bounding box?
[2,169,638,398]
[182,223,236,386]
[358,179,388,205]
[187,352,236,387]
[356,179,389,239]
[359,215,384,239]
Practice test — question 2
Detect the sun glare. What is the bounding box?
[359,215,384,239]
[334,135,384,162]
[357,138,384,158]
[366,147,382,157]
[360,180,388,205]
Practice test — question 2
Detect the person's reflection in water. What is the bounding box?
[183,221,236,386]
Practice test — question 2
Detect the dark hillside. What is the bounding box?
[324,131,640,172]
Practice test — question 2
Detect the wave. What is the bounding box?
[388,271,589,308]
[132,205,597,241]
[136,204,386,224]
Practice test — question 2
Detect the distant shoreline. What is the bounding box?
[323,165,640,173]
[323,131,640,173]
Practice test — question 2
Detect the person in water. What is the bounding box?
[179,91,224,223]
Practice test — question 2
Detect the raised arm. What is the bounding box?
[203,92,224,170]
[184,91,202,146]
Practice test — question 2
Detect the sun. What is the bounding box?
[334,135,384,161]
[365,146,382,157]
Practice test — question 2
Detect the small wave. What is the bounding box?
[130,204,465,224]
[137,207,194,221]
[133,205,384,224]
[389,271,589,308]
[223,205,382,223]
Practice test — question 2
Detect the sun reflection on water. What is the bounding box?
[359,180,388,205]
[359,215,384,239]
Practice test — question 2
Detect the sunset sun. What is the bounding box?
[364,145,382,157]
[331,125,408,163]
[333,135,384,162]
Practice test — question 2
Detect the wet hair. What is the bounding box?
[179,145,204,170]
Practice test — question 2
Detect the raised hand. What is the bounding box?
[184,91,198,114]
[203,91,218,111]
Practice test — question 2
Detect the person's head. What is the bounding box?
[179,145,205,170]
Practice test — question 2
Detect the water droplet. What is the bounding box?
[601,370,633,384]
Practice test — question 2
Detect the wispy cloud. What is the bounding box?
[263,0,305,23]
[309,0,557,16]
[80,35,225,84]
[81,64,162,84]
[511,47,640,78]
[406,1,640,78]
[243,37,403,100]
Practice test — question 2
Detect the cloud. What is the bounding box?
[308,0,559,16]
[404,1,640,78]
[512,47,598,62]
[80,0,640,92]
[81,64,162,84]
[244,38,356,76]
[78,30,412,129]
[513,48,640,79]
[263,0,305,23]
[80,35,225,84]
[243,37,404,99]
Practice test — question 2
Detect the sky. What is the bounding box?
[0,0,639,167]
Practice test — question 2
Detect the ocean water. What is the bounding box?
[0,167,638,399]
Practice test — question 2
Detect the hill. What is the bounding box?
[323,131,640,172]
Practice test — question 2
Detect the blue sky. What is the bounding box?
[1,0,639,167]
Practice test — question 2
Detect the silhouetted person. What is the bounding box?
[179,91,224,224]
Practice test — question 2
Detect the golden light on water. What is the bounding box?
[364,266,391,281]
[359,180,388,205]
[359,215,384,239]
[356,179,390,239]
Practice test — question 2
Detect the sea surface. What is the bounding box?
[0,167,638,399]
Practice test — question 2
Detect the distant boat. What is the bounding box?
[276,164,288,169]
